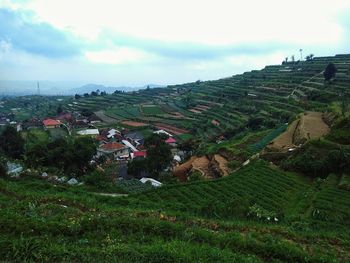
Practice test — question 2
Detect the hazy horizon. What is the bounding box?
[1,0,350,88]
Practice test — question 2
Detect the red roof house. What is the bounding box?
[43,119,61,129]
[165,137,177,144]
[133,151,147,158]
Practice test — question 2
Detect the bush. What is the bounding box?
[84,171,112,188]
[281,140,350,178]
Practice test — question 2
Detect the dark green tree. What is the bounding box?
[144,134,172,178]
[127,158,148,178]
[0,126,24,159]
[324,63,337,81]
[57,104,63,114]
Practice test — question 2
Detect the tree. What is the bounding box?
[0,155,6,177]
[324,63,337,81]
[75,94,81,99]
[83,93,89,98]
[0,126,25,159]
[81,109,94,117]
[69,136,96,174]
[305,54,314,61]
[144,134,172,178]
[127,159,148,178]
[57,104,63,115]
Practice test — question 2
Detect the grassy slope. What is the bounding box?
[1,161,349,262]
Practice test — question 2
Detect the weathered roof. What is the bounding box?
[77,129,99,135]
[140,177,162,187]
[43,119,60,126]
[165,137,177,144]
[133,151,147,157]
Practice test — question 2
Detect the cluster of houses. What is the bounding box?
[0,113,20,130]
[76,127,180,163]
[3,109,185,186]
[18,111,103,131]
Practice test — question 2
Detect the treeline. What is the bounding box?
[0,126,96,176]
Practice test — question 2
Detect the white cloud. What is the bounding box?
[16,0,349,45]
[84,47,150,65]
[1,0,350,85]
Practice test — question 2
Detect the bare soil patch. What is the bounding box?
[189,109,202,114]
[267,111,330,152]
[155,123,189,135]
[121,121,148,127]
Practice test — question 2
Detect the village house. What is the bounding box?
[43,119,61,129]
[165,137,177,147]
[132,151,147,160]
[88,114,102,124]
[125,131,144,147]
[97,142,131,160]
[77,129,100,136]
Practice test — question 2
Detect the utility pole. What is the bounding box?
[37,82,40,95]
[299,49,303,61]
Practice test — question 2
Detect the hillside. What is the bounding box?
[63,54,350,141]
[0,161,349,262]
[0,53,350,262]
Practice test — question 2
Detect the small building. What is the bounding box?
[107,128,120,139]
[97,142,130,160]
[153,129,173,137]
[43,119,61,129]
[121,140,138,152]
[140,177,162,187]
[133,151,147,159]
[88,114,102,124]
[125,131,144,147]
[165,137,177,147]
[77,129,100,136]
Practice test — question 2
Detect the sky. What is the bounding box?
[0,0,350,87]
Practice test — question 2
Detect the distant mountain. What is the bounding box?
[0,81,164,96]
[69,83,164,95]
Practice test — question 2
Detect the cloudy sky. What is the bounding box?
[0,0,349,87]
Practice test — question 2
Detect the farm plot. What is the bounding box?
[154,123,189,135]
[141,105,165,115]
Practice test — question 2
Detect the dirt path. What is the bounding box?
[93,192,129,197]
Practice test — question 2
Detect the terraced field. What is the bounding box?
[65,54,350,141]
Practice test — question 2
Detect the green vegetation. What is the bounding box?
[0,161,349,262]
[1,53,350,262]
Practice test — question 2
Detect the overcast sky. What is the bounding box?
[0,0,349,87]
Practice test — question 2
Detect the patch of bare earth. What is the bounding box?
[189,109,202,114]
[173,154,229,180]
[192,156,211,179]
[266,111,330,152]
[121,121,148,127]
[154,123,189,135]
[213,154,229,176]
